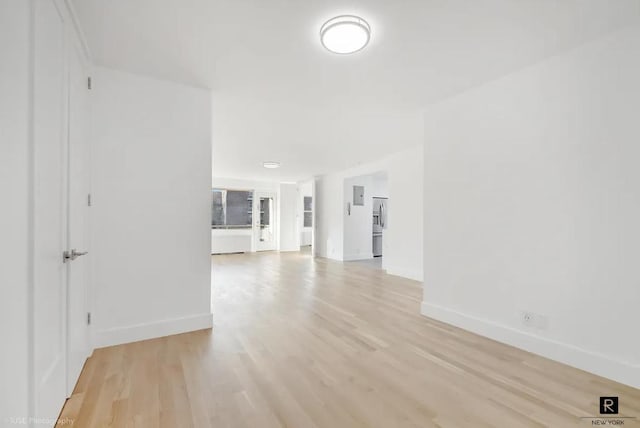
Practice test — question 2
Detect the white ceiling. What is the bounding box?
[73,0,640,182]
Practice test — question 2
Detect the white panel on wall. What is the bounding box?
[91,67,213,347]
[0,1,32,422]
[422,25,640,388]
[278,183,299,252]
[384,146,423,281]
[211,229,252,254]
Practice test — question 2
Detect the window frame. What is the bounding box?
[211,188,254,229]
[303,196,313,228]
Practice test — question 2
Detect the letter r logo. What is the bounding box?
[599,397,618,414]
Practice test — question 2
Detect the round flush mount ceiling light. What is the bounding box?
[263,161,281,169]
[320,15,371,54]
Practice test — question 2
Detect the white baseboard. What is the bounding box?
[421,302,640,389]
[384,265,423,282]
[279,246,300,252]
[343,252,374,261]
[93,312,213,348]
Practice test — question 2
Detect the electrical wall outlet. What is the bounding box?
[521,311,535,327]
[521,311,548,330]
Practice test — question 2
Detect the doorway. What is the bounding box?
[255,192,277,251]
[66,35,92,396]
[32,0,91,419]
[342,171,388,262]
[298,179,315,254]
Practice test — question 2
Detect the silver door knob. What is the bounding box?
[63,249,88,262]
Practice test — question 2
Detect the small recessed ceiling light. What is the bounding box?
[320,15,371,54]
[263,161,281,169]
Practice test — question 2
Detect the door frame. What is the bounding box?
[253,191,278,251]
[31,0,70,419]
[26,0,93,420]
[65,26,92,396]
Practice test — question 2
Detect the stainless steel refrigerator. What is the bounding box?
[372,197,387,257]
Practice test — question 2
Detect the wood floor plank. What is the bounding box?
[60,250,640,427]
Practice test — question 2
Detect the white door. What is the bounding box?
[255,192,277,251]
[33,0,69,420]
[66,37,91,396]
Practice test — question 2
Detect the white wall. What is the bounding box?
[0,1,31,422]
[371,173,389,199]
[343,175,375,261]
[278,183,299,251]
[315,146,424,281]
[211,229,252,254]
[316,172,350,260]
[422,24,640,388]
[384,147,423,281]
[211,177,279,253]
[91,67,213,347]
[212,177,279,193]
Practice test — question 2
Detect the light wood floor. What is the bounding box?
[61,251,640,427]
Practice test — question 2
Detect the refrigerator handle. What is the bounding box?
[380,203,385,228]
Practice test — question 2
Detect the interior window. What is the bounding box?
[212,189,253,229]
[303,196,313,227]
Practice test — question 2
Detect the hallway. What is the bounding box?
[60,252,639,427]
